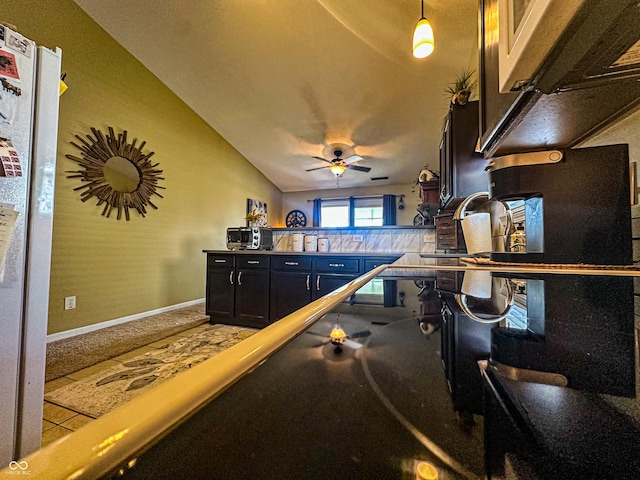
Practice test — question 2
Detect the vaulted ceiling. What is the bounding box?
[75,0,479,192]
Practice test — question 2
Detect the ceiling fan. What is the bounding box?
[306,148,371,176]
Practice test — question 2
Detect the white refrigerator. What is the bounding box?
[0,26,61,464]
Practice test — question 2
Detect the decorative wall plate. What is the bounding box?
[66,127,165,220]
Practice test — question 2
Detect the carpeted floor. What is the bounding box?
[45,304,210,381]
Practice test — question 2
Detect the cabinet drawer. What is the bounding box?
[437,225,456,235]
[436,271,463,292]
[271,256,312,271]
[437,237,458,249]
[436,218,456,229]
[364,256,400,272]
[208,255,235,268]
[236,255,270,269]
[315,257,361,274]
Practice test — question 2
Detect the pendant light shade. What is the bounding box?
[329,164,346,176]
[413,1,434,58]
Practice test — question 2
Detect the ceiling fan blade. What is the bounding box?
[343,154,363,165]
[344,339,364,349]
[312,156,333,164]
[306,166,331,172]
[349,330,371,339]
[348,165,371,173]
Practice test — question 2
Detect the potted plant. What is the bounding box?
[446,69,477,106]
[245,209,263,227]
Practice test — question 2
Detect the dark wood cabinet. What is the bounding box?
[207,253,400,327]
[206,265,235,321]
[234,269,270,328]
[270,256,312,321]
[438,101,487,210]
[478,0,640,157]
[313,274,358,300]
[312,256,361,300]
[270,272,311,321]
[438,293,493,415]
[206,254,270,328]
[434,213,465,252]
[206,255,235,321]
[419,180,439,204]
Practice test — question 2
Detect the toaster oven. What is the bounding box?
[226,227,273,250]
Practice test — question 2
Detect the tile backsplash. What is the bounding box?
[273,228,435,254]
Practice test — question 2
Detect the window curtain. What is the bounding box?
[382,194,396,225]
[349,197,355,227]
[312,198,321,227]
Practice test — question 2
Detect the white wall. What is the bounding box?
[280,183,426,227]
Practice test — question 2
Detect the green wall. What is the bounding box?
[2,1,282,334]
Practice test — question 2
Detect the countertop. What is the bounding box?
[113,264,639,480]
[202,250,466,258]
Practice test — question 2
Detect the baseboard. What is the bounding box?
[46,298,206,343]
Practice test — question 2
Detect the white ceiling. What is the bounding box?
[75,0,479,192]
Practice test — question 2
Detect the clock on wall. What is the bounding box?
[285,209,307,228]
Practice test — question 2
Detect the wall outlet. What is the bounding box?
[352,235,364,242]
[64,296,76,310]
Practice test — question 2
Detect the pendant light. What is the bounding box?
[329,164,346,176]
[413,0,435,58]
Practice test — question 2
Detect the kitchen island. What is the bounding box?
[13,260,640,479]
[125,261,640,479]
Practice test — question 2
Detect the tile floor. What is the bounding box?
[41,323,213,447]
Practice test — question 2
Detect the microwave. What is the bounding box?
[497,0,640,93]
[227,227,273,250]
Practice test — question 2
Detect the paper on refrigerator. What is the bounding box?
[0,202,19,277]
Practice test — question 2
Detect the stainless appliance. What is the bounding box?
[485,145,632,265]
[0,29,62,463]
[226,227,273,250]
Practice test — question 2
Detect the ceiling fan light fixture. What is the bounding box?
[329,164,346,176]
[413,1,435,58]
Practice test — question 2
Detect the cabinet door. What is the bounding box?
[235,269,270,328]
[312,274,358,300]
[206,267,235,321]
[450,102,488,198]
[439,122,451,206]
[270,271,312,321]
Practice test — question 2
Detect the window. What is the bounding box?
[353,197,383,226]
[319,196,384,227]
[320,199,350,227]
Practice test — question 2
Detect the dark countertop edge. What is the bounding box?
[202,251,462,258]
[269,225,435,231]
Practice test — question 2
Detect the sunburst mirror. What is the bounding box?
[66,127,165,220]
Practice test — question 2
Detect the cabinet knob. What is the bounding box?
[238,271,243,285]
[247,260,260,264]
[229,271,234,285]
[285,261,299,266]
[306,274,310,291]
[329,263,345,268]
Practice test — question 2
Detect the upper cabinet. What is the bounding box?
[479,0,640,157]
[439,101,488,208]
